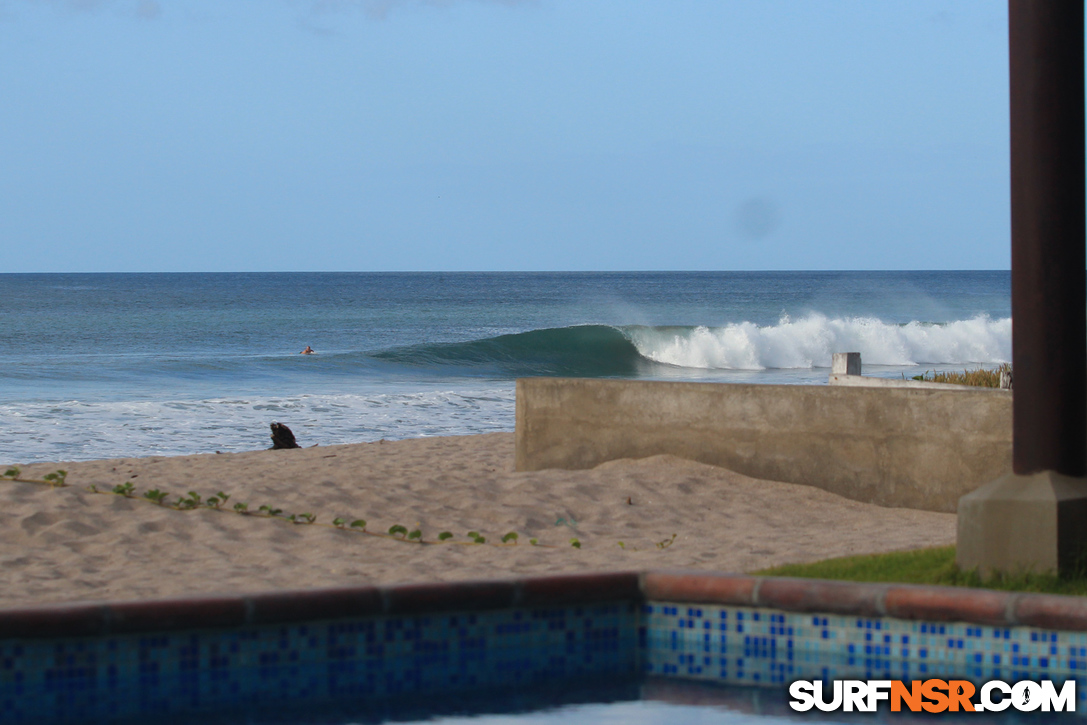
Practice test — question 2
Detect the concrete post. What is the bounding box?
[831,352,861,377]
[957,0,1087,576]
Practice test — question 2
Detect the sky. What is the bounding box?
[0,0,1011,272]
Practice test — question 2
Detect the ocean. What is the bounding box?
[0,271,1011,463]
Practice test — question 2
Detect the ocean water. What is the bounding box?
[0,272,1011,463]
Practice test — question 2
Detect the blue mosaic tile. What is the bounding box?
[0,602,639,724]
[642,600,1087,704]
[12,596,1087,722]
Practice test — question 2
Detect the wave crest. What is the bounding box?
[371,325,645,377]
[369,315,1011,376]
[628,314,1011,370]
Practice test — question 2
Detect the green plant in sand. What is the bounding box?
[143,489,170,505]
[205,491,230,509]
[2,470,680,553]
[1,468,69,487]
[176,491,203,509]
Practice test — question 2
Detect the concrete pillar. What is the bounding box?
[831,352,861,376]
[957,0,1087,576]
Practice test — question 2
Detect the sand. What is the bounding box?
[0,433,955,608]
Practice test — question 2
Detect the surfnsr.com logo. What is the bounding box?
[789,679,1076,713]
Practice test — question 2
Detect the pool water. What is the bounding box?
[109,676,1075,725]
[11,590,1085,724]
[416,700,802,725]
[396,682,1080,725]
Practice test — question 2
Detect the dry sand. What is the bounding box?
[0,433,955,608]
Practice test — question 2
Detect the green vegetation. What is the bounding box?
[909,363,1011,388]
[206,492,229,509]
[756,545,1087,596]
[143,488,170,505]
[42,470,68,486]
[0,468,674,552]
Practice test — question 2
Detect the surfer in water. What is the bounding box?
[300,346,315,355]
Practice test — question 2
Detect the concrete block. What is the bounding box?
[957,471,1087,575]
[832,352,862,376]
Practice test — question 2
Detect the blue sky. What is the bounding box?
[0,0,1010,272]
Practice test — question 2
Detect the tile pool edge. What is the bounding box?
[4,570,1087,638]
[642,571,1087,630]
[0,571,643,638]
[9,570,1087,722]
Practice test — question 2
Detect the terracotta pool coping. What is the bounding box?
[0,572,641,639]
[3,570,1086,639]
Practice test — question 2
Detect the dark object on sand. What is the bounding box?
[270,422,301,450]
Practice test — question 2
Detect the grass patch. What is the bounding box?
[755,546,1087,596]
[909,363,1011,388]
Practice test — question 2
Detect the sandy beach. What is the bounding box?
[0,433,955,608]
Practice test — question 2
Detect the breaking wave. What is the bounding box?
[372,315,1011,375]
[627,314,1011,370]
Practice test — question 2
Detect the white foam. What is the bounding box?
[2,386,517,463]
[628,315,1011,370]
[3,315,1015,462]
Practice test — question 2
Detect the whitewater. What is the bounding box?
[626,314,1010,371]
[0,271,1011,462]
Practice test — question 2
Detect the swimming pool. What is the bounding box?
[4,571,1086,723]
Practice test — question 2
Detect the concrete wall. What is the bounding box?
[827,373,980,390]
[515,378,1013,513]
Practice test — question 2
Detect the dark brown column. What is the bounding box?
[1009,0,1086,476]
